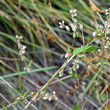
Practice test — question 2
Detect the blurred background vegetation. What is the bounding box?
[0,0,110,110]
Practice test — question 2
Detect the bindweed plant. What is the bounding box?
[2,8,110,110]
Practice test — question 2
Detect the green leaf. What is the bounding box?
[14,88,20,95]
[67,46,71,52]
[2,105,7,110]
[73,103,81,110]
[23,90,29,97]
[28,60,32,68]
[71,73,80,79]
[86,46,98,52]
[97,60,109,64]
[93,94,109,98]
[73,45,93,54]
[73,105,80,110]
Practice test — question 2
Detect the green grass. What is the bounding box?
[2,66,58,78]
[0,0,109,110]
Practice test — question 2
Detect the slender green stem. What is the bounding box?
[22,70,27,95]
[22,61,28,95]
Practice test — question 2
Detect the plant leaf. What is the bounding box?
[28,60,32,68]
[73,45,93,54]
[97,60,109,64]
[23,91,29,97]
[67,46,71,52]
[86,46,98,52]
[71,73,80,79]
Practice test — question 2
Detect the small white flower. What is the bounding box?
[70,9,77,13]
[76,64,79,69]
[27,68,31,72]
[16,97,22,100]
[106,12,108,15]
[55,97,58,100]
[22,45,26,49]
[74,13,77,16]
[88,65,91,69]
[19,36,23,39]
[59,71,63,77]
[60,54,64,59]
[69,70,73,74]
[65,52,69,58]
[53,91,56,95]
[98,49,101,52]
[69,9,73,13]
[16,35,19,39]
[106,37,109,40]
[18,43,22,48]
[21,49,25,54]
[73,9,77,13]
[105,9,109,12]
[104,46,107,48]
[93,31,97,37]
[48,96,52,101]
[59,21,65,28]
[79,23,83,30]
[97,33,101,36]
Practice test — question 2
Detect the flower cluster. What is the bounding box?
[70,9,77,22]
[72,59,79,71]
[59,9,83,37]
[105,8,110,15]
[59,20,65,29]
[65,52,70,58]
[58,9,85,77]
[81,81,86,91]
[32,91,58,101]
[16,35,30,72]
[59,71,63,77]
[43,91,58,101]
[16,35,26,61]
[69,9,83,31]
